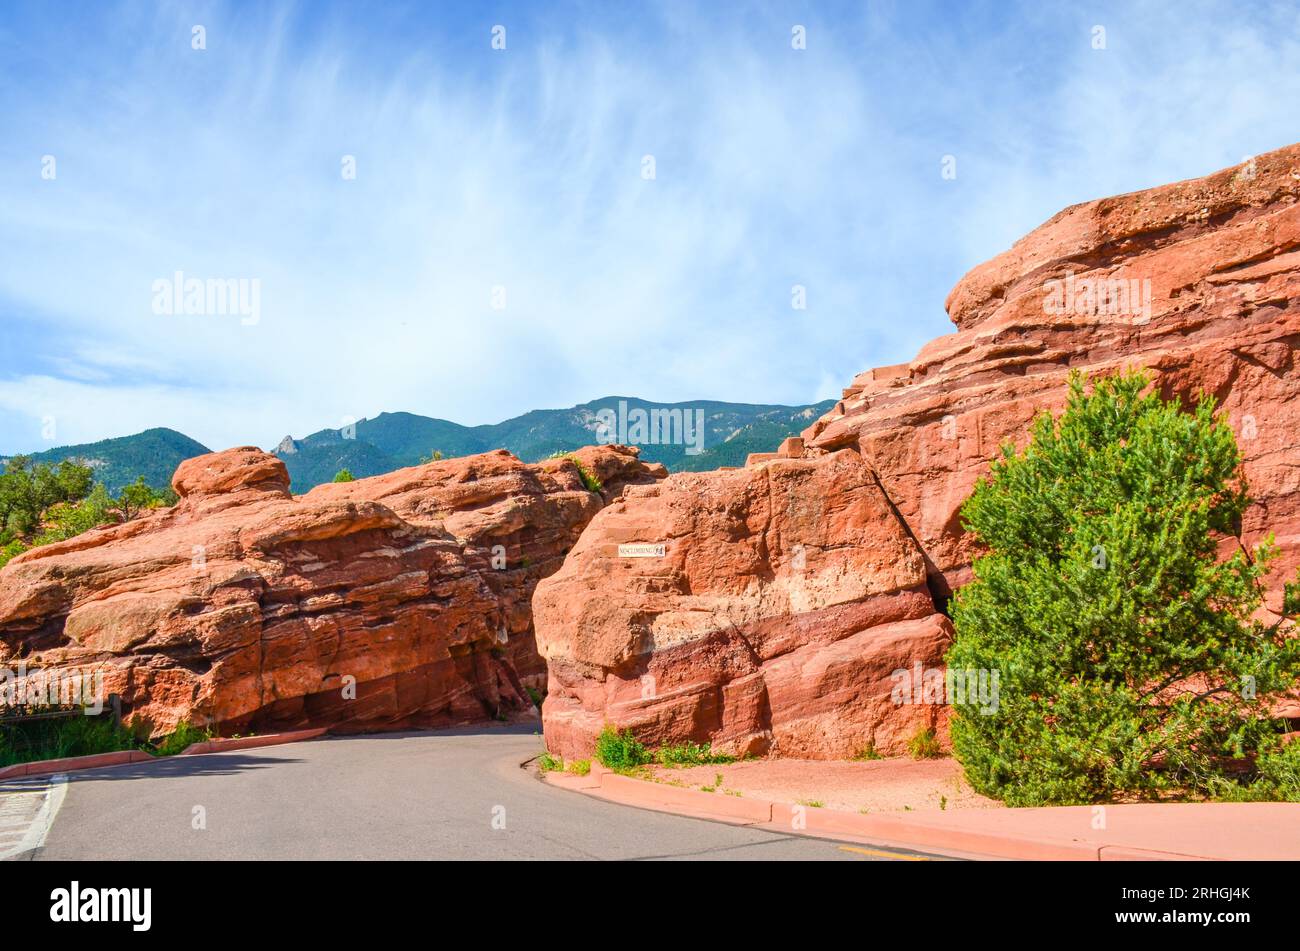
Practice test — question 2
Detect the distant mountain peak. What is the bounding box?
[9,428,212,494]
[273,396,836,492]
[4,398,836,497]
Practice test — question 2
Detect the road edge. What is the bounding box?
[536,760,1208,861]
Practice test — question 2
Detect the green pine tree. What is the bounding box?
[948,370,1300,805]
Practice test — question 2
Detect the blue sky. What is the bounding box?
[2,0,1299,454]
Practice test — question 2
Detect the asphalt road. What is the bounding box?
[5,725,937,861]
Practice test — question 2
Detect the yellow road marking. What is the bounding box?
[839,845,930,861]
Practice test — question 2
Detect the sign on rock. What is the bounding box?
[617,543,666,558]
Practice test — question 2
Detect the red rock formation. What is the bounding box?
[535,143,1300,760]
[535,448,953,760]
[0,444,661,735]
[804,144,1300,606]
[307,445,664,686]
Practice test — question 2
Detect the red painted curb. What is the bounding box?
[0,749,153,781]
[181,728,328,755]
[0,728,329,781]
[541,769,603,790]
[540,765,1226,861]
[764,803,1097,861]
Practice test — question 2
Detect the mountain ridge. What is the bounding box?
[5,397,836,493]
[275,396,837,490]
[1,428,211,494]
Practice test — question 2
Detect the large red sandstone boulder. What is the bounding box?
[306,446,663,685]
[534,143,1300,761]
[0,444,661,735]
[534,448,953,760]
[804,143,1300,606]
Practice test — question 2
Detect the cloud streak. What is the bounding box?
[1,0,1298,453]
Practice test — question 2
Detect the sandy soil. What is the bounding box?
[646,756,1001,814]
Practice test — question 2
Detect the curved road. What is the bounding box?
[5,726,936,861]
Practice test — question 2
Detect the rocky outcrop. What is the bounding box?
[307,445,665,685]
[535,143,1300,760]
[804,143,1300,605]
[535,446,953,760]
[0,445,661,735]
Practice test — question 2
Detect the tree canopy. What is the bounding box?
[947,371,1300,805]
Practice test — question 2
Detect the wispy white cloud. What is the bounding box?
[1,0,1298,453]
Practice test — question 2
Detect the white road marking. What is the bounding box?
[0,775,68,860]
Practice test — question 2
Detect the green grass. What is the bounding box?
[699,773,726,793]
[851,742,884,761]
[566,759,592,776]
[147,720,212,757]
[537,752,563,772]
[906,727,942,760]
[594,725,649,771]
[0,715,213,767]
[592,727,745,773]
[797,798,825,808]
[0,715,139,767]
[566,456,603,493]
[653,742,735,767]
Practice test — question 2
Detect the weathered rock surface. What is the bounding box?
[535,448,953,760]
[805,143,1300,604]
[535,143,1300,760]
[307,445,663,685]
[0,444,660,735]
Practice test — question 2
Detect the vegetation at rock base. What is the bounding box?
[594,725,649,771]
[536,752,563,773]
[947,370,1300,806]
[653,742,735,767]
[332,468,355,483]
[852,741,884,761]
[906,727,941,760]
[592,727,738,772]
[0,715,214,768]
[148,720,212,757]
[0,714,138,767]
